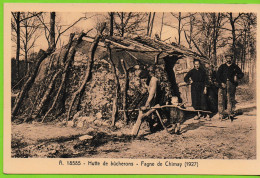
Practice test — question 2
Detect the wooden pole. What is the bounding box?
[131,107,157,136]
[155,110,170,133]
[107,45,120,126]
[120,59,129,124]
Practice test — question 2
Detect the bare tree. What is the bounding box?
[109,12,114,36]
[11,12,42,78]
[209,13,225,65]
[159,12,165,39]
[147,12,156,37]
[50,12,56,48]
[37,12,94,47]
[36,12,56,48]
[146,12,152,36]
[183,13,226,64]
[113,12,147,37]
[184,13,196,49]
[19,13,41,72]
[227,12,244,63]
[232,13,256,81]
[12,12,56,119]
[145,12,156,37]
[11,12,20,78]
[164,12,193,45]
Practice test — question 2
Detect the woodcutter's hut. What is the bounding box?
[12,31,210,125]
[81,35,209,109]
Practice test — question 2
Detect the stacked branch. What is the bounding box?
[40,32,86,122]
[40,33,76,122]
[28,70,62,121]
[67,22,107,122]
[12,45,56,120]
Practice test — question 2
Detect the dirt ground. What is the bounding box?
[11,84,256,159]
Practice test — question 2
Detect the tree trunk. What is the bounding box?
[120,59,129,124]
[50,12,56,48]
[25,22,28,73]
[189,15,193,49]
[16,12,21,79]
[184,14,193,49]
[178,12,181,45]
[212,13,217,66]
[159,12,164,39]
[147,12,151,36]
[243,29,247,72]
[149,12,155,37]
[12,46,56,119]
[67,23,106,122]
[229,13,237,63]
[109,12,114,36]
[121,12,124,37]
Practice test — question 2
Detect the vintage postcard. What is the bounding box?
[4,3,260,174]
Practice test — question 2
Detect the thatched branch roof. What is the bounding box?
[79,35,208,72]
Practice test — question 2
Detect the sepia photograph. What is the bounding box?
[3,3,260,174]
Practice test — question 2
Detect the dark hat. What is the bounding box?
[225,54,233,58]
[193,59,201,63]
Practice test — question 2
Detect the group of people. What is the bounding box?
[184,54,244,121]
[137,53,244,134]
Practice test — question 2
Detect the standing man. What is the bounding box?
[216,54,244,121]
[184,59,208,120]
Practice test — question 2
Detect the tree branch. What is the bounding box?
[20,12,43,22]
[189,34,207,57]
[11,12,17,21]
[163,23,178,30]
[36,14,50,33]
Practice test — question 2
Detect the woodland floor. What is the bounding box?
[11,84,256,159]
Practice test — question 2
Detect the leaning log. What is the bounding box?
[67,22,106,122]
[12,46,56,119]
[131,105,159,136]
[120,59,129,124]
[41,33,76,122]
[107,45,120,126]
[43,32,85,122]
[28,70,62,121]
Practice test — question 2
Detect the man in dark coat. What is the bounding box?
[216,54,244,121]
[184,59,208,119]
